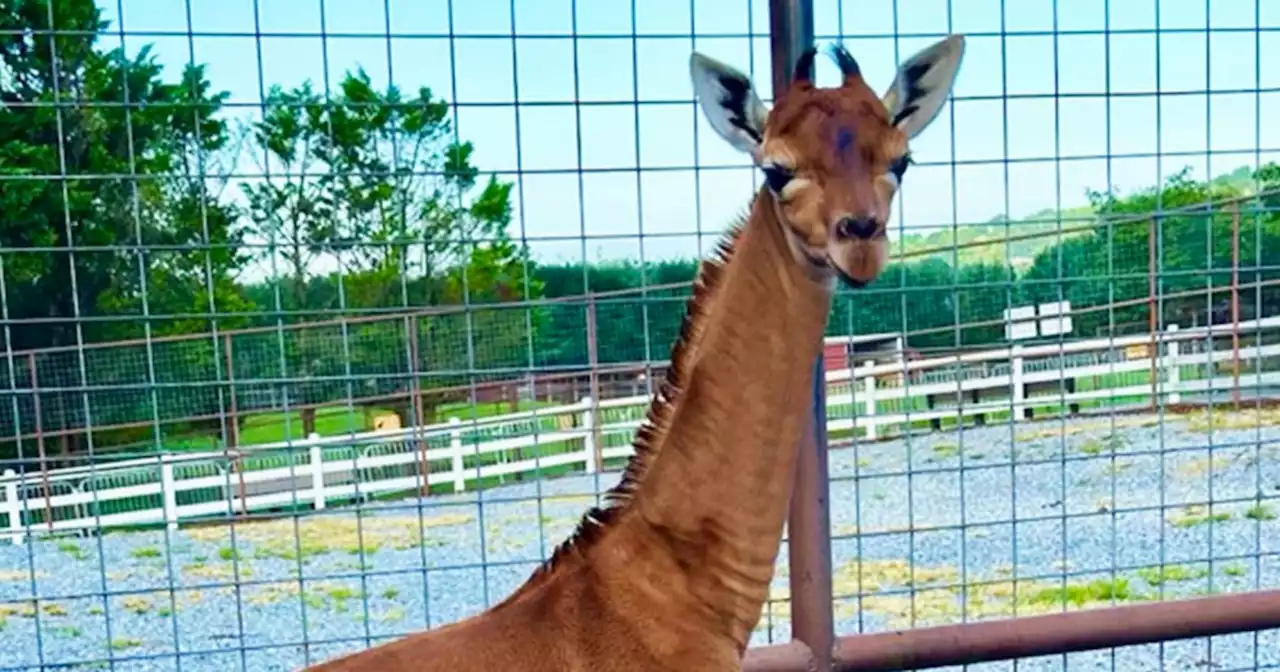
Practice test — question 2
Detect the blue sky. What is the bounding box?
[93,0,1280,275]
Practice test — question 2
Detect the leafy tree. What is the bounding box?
[0,0,247,458]
[240,67,539,430]
[0,0,245,350]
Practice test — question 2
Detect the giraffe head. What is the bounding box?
[689,35,965,287]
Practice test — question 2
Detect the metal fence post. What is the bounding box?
[770,0,835,669]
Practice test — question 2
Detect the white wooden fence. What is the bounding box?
[3,316,1278,543]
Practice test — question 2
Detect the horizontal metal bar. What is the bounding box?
[743,589,1280,671]
[741,640,815,671]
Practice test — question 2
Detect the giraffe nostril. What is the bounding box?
[836,216,879,240]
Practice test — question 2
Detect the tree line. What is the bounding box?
[4,0,1280,454]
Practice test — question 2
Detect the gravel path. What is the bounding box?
[2,410,1279,671]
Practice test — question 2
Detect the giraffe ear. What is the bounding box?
[689,52,768,157]
[881,34,965,140]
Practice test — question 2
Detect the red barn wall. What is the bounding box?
[822,342,850,372]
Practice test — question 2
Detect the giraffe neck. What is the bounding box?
[616,188,834,650]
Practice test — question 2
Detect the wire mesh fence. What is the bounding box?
[2,0,1280,670]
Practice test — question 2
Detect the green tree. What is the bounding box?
[240,67,539,429]
[0,0,245,350]
[0,0,247,458]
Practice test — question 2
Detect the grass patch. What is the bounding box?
[168,401,551,452]
[1023,578,1134,606]
[182,561,251,581]
[325,584,359,612]
[1167,505,1232,528]
[376,606,406,623]
[1135,564,1210,586]
[380,587,399,599]
[188,513,473,561]
[130,546,163,560]
[761,555,1204,632]
[110,637,142,651]
[121,596,152,615]
[1223,563,1247,577]
[41,602,67,617]
[0,600,66,619]
[1100,460,1134,476]
[1184,408,1280,432]
[1177,454,1237,478]
[217,547,241,562]
[1244,504,1277,521]
[930,443,960,458]
[57,540,87,561]
[1080,433,1128,456]
[0,602,35,619]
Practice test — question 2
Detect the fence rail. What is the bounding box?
[4,314,1275,544]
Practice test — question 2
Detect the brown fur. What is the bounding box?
[761,75,907,285]
[303,192,832,672]
[496,223,745,605]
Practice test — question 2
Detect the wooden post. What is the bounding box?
[27,353,52,533]
[407,315,430,497]
[222,334,247,514]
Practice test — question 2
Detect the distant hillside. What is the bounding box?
[894,164,1260,270]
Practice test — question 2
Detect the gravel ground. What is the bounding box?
[2,410,1280,671]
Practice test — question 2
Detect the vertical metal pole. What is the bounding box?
[770,1,834,669]
[1230,205,1241,409]
[28,353,52,533]
[585,294,604,469]
[1148,218,1158,411]
[223,334,240,448]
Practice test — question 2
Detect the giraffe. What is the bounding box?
[303,34,965,672]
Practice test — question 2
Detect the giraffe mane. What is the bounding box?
[494,215,747,605]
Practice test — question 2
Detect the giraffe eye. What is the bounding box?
[889,153,913,182]
[761,165,794,193]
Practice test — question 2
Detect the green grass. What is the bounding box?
[930,443,960,458]
[165,400,554,453]
[1168,506,1233,528]
[1135,564,1209,586]
[57,540,87,561]
[436,399,551,421]
[1023,578,1135,607]
[1244,504,1277,521]
[1223,563,1247,577]
[130,546,162,559]
[110,637,142,651]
